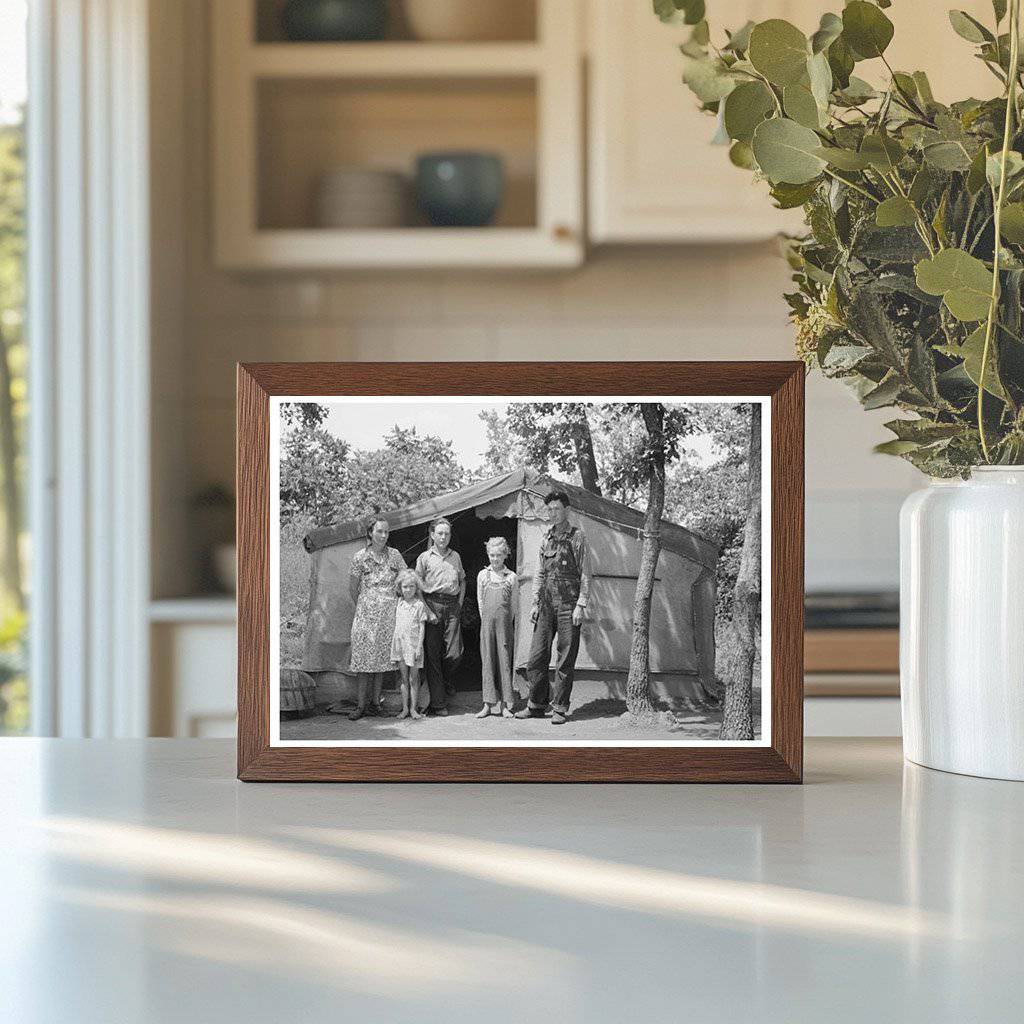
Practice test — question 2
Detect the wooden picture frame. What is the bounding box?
[237,362,804,782]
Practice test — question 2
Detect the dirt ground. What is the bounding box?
[279,683,763,743]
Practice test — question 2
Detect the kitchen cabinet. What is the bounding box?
[211,0,584,269]
[588,1,811,243]
[587,0,999,244]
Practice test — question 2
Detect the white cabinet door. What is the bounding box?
[588,1,814,243]
[588,1,999,244]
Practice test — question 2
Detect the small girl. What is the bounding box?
[391,569,431,719]
[476,537,519,719]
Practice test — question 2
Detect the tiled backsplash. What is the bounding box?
[169,249,917,595]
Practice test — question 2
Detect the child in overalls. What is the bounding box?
[476,537,519,719]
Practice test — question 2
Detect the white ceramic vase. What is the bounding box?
[900,467,1024,780]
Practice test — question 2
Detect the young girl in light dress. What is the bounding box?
[391,569,432,719]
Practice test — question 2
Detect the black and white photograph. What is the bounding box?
[271,396,770,746]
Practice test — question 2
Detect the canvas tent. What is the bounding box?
[301,468,720,705]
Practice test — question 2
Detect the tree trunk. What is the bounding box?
[625,404,666,720]
[567,404,602,495]
[0,325,22,609]
[721,404,761,741]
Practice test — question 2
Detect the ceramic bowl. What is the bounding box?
[280,0,388,42]
[414,152,505,228]
[403,0,534,42]
[315,168,409,228]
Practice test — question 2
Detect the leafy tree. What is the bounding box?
[281,401,328,431]
[340,427,465,519]
[278,413,351,525]
[720,404,762,740]
[604,403,692,719]
[502,402,603,494]
[279,410,466,527]
[479,408,528,475]
[0,115,25,610]
[665,404,752,612]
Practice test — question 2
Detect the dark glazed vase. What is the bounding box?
[415,152,505,228]
[280,0,388,42]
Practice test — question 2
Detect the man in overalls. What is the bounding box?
[516,490,592,725]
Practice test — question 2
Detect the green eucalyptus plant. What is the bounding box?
[659,0,1024,475]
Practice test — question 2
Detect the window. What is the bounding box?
[0,0,28,734]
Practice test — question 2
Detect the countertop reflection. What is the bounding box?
[1,738,1021,1023]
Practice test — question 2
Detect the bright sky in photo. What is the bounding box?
[321,399,725,470]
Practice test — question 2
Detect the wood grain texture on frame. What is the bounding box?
[237,362,804,783]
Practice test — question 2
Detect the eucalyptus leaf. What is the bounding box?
[653,0,677,23]
[909,165,937,205]
[959,324,1007,398]
[967,143,993,193]
[724,20,755,53]
[752,117,827,184]
[860,133,905,172]
[836,76,877,105]
[814,146,872,170]
[748,19,810,87]
[892,72,919,101]
[690,19,710,45]
[711,106,731,145]
[874,439,922,455]
[810,12,843,54]
[875,196,918,228]
[1000,202,1024,243]
[654,0,705,25]
[884,419,963,443]
[723,81,775,144]
[986,150,1024,190]
[770,179,821,209]
[729,140,758,169]
[908,335,941,402]
[822,342,874,373]
[827,35,855,89]
[932,190,951,246]
[854,226,929,263]
[807,51,833,110]
[912,71,935,105]
[923,141,973,171]
[842,1,895,60]
[948,10,993,44]
[681,55,737,103]
[862,375,903,409]
[783,83,823,129]
[915,249,994,321]
[847,285,908,371]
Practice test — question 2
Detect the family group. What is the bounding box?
[342,491,592,726]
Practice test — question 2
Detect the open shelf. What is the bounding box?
[254,0,538,45]
[257,76,537,232]
[213,0,582,268]
[248,41,544,78]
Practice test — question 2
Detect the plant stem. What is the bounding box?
[880,54,929,120]
[750,69,783,116]
[821,167,879,203]
[979,0,1021,463]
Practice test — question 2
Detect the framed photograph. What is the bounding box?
[237,362,803,782]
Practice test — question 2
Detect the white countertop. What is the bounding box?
[2,738,1021,1023]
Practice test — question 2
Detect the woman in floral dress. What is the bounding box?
[347,516,406,721]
